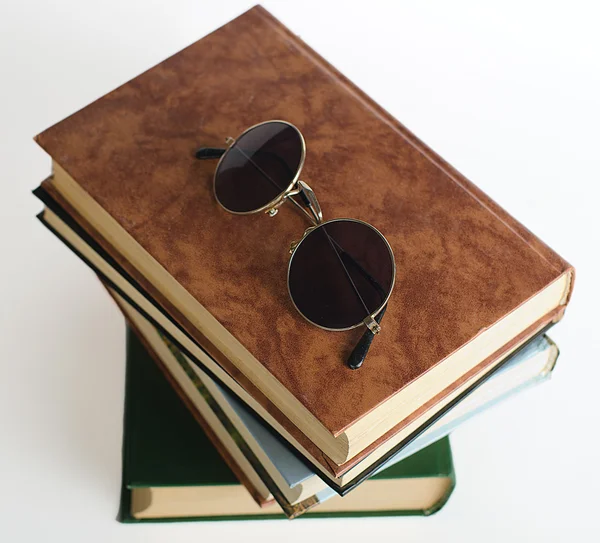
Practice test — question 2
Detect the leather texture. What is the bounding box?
[35,6,573,441]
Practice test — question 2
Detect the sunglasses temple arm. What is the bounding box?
[195,147,226,159]
[339,250,386,299]
[346,305,387,370]
[195,147,295,171]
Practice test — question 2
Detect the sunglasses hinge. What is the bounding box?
[363,315,381,335]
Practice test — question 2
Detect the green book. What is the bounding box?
[119,328,456,522]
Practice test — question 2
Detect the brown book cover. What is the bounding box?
[35,190,561,487]
[34,6,573,474]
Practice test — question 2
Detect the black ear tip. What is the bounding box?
[345,307,387,370]
[347,359,364,370]
[195,147,226,160]
[346,330,374,370]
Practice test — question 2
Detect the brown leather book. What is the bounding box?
[34,6,574,476]
[35,191,562,489]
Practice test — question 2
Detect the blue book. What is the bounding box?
[113,289,558,518]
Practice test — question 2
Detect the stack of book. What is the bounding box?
[33,6,573,521]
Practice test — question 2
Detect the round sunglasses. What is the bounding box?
[195,120,395,369]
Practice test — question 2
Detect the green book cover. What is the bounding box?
[119,328,455,522]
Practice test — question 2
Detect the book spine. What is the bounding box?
[116,331,137,522]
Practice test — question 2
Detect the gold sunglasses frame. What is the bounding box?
[208,119,395,335]
[287,218,396,333]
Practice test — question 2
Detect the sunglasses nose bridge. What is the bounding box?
[269,179,324,226]
[297,180,323,225]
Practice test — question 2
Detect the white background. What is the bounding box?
[1,1,599,541]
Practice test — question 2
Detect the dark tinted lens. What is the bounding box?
[214,122,303,213]
[288,219,395,330]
